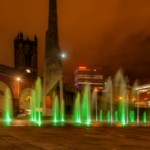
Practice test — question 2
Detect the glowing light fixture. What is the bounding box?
[118,96,122,100]
[61,52,67,59]
[16,77,21,81]
[94,88,98,92]
[26,69,31,73]
[79,66,87,70]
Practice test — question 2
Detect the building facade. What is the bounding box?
[0,64,37,115]
[74,66,103,91]
[134,84,150,107]
[14,32,38,75]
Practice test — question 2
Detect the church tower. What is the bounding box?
[44,0,63,115]
[14,32,38,75]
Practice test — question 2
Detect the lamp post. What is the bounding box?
[16,77,21,99]
[16,77,21,113]
[60,52,67,59]
[94,88,98,122]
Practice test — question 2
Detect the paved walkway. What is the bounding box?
[0,125,150,149]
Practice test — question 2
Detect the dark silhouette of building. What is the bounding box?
[14,32,38,75]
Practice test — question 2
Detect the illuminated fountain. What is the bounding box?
[60,98,65,122]
[4,87,13,125]
[1,69,148,127]
[81,84,91,124]
[132,80,140,124]
[143,111,147,123]
[99,110,103,122]
[91,69,146,126]
[129,110,135,123]
[30,90,36,122]
[27,69,150,127]
[73,92,81,123]
[91,88,98,122]
[114,70,128,125]
[30,77,43,125]
[51,92,65,123]
[102,77,113,124]
[52,93,59,122]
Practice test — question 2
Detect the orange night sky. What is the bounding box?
[0,0,150,84]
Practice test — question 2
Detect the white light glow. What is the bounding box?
[61,52,67,59]
[16,77,21,81]
[26,69,31,73]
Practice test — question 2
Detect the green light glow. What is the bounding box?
[107,110,111,123]
[30,77,43,124]
[61,119,65,122]
[86,119,91,125]
[143,111,147,123]
[53,94,59,122]
[122,120,126,126]
[37,118,42,127]
[5,112,12,126]
[81,85,91,123]
[119,96,126,125]
[60,99,65,122]
[129,110,135,123]
[99,110,103,122]
[114,70,127,125]
[114,111,118,122]
[73,93,81,123]
[4,88,13,125]
[30,90,36,122]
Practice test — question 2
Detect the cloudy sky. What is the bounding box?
[0,0,150,84]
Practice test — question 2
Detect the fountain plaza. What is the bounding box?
[0,69,150,149]
[0,69,150,127]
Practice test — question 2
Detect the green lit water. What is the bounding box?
[114,111,118,122]
[129,110,135,123]
[81,85,91,124]
[143,111,147,123]
[73,93,81,123]
[115,70,127,125]
[30,90,36,122]
[4,87,13,125]
[99,110,103,122]
[53,93,59,122]
[60,99,65,122]
[30,77,43,125]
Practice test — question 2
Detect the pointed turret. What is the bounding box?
[44,0,62,96]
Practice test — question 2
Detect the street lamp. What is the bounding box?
[16,77,21,113]
[16,77,21,82]
[16,77,21,99]
[26,69,31,73]
[94,88,98,122]
[60,52,67,59]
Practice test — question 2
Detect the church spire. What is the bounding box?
[43,0,63,116]
[44,0,62,96]
[47,0,59,46]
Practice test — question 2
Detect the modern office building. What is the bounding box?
[74,66,103,90]
[134,84,150,107]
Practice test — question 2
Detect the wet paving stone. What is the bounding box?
[0,124,150,149]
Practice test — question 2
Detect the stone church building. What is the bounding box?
[0,32,38,116]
